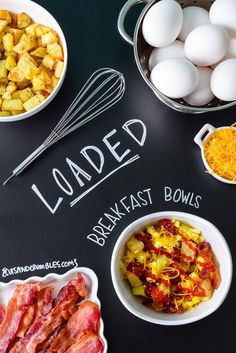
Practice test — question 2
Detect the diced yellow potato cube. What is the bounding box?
[2,33,14,51]
[4,50,17,57]
[2,91,11,100]
[47,42,63,59]
[2,99,23,111]
[17,53,40,80]
[126,272,142,287]
[51,76,59,88]
[42,54,54,70]
[25,62,40,80]
[0,96,2,106]
[44,85,53,94]
[35,25,51,37]
[11,110,24,116]
[25,23,38,37]
[40,69,52,85]
[5,55,16,71]
[23,93,45,111]
[32,74,45,91]
[6,81,17,94]
[30,47,47,58]
[0,20,8,33]
[11,90,20,99]
[19,87,33,102]
[8,66,25,83]
[41,31,58,46]
[17,80,30,90]
[7,28,24,44]
[132,285,145,296]
[126,236,144,254]
[54,60,64,78]
[201,278,213,302]
[0,10,12,23]
[0,111,10,117]
[17,12,32,29]
[17,52,37,68]
[13,33,36,54]
[0,59,7,78]
[0,83,6,95]
[0,77,8,84]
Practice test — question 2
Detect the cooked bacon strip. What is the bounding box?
[0,305,5,324]
[48,300,101,353]
[0,283,40,353]
[17,304,36,338]
[70,273,88,298]
[34,286,54,319]
[15,286,54,340]
[54,273,88,306]
[25,285,79,353]
[64,333,104,353]
[9,279,80,353]
[37,326,63,353]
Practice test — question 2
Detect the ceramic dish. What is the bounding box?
[111,211,232,325]
[194,123,236,185]
[118,0,236,114]
[0,267,108,352]
[0,0,68,123]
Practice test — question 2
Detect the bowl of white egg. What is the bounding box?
[118,0,236,114]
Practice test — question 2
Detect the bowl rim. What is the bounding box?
[111,211,233,325]
[133,0,236,114]
[0,0,68,123]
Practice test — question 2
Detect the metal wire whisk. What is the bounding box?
[3,68,125,185]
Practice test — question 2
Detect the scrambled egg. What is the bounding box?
[146,225,179,252]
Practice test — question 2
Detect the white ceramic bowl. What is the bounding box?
[0,267,107,352]
[111,211,232,325]
[194,123,236,185]
[0,0,68,123]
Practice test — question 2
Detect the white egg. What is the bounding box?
[211,38,236,69]
[184,67,214,106]
[185,24,229,66]
[179,6,210,42]
[211,58,236,101]
[142,0,183,47]
[148,40,185,71]
[150,58,199,99]
[210,0,236,37]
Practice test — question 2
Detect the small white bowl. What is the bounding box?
[0,0,68,123]
[194,123,236,185]
[0,267,107,352]
[111,211,232,326]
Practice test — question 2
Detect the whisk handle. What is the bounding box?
[12,143,47,176]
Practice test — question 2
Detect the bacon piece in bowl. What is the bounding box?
[47,301,101,353]
[0,268,107,353]
[64,332,104,353]
[0,283,40,353]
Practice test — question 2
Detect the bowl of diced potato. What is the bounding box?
[0,0,67,122]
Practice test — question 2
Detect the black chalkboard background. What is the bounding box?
[0,1,235,352]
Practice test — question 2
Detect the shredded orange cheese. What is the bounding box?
[204,124,236,181]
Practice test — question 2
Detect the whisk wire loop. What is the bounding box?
[3,68,125,184]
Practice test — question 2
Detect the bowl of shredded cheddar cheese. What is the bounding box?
[194,123,236,184]
[111,212,232,325]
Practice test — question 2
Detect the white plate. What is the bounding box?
[0,267,107,352]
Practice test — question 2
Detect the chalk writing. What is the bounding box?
[164,186,202,209]
[31,119,147,214]
[1,258,78,278]
[87,187,152,246]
